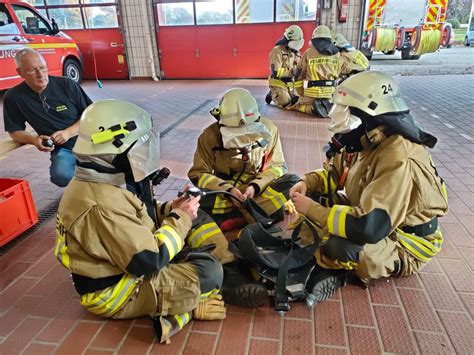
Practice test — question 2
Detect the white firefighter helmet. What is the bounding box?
[328,71,409,133]
[213,88,260,127]
[284,25,304,51]
[333,32,353,50]
[212,88,272,149]
[74,99,160,182]
[312,25,332,39]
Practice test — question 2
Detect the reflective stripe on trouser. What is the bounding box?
[113,258,221,320]
[396,227,442,263]
[155,312,192,343]
[55,214,70,269]
[268,77,294,89]
[187,209,235,264]
[80,274,141,317]
[201,174,297,218]
[253,174,299,217]
[316,230,442,283]
[288,95,317,115]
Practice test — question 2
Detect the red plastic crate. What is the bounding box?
[0,178,38,247]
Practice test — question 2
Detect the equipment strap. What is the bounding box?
[401,217,438,237]
[72,273,124,295]
[307,80,337,87]
[275,220,319,313]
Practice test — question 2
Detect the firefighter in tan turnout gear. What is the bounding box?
[265,25,304,107]
[289,72,448,305]
[333,32,369,81]
[290,25,340,117]
[188,88,300,308]
[55,100,226,343]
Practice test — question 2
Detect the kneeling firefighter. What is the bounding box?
[265,25,304,107]
[55,100,226,343]
[188,88,301,308]
[333,32,369,82]
[289,25,340,118]
[290,71,448,305]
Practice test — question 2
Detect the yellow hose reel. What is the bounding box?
[411,26,442,55]
[371,27,398,53]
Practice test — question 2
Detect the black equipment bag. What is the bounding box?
[229,220,319,314]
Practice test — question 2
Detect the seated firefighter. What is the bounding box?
[333,32,369,81]
[290,71,448,305]
[265,25,304,107]
[55,100,226,344]
[188,88,301,306]
[290,25,340,118]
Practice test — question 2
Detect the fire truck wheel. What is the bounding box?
[63,58,82,83]
[401,48,421,60]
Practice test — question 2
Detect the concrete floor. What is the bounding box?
[0,67,473,353]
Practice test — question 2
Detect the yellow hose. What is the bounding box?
[373,28,397,52]
[414,29,442,55]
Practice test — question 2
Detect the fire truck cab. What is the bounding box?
[0,0,82,91]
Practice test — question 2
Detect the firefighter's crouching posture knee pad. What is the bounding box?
[186,253,224,293]
[193,294,226,320]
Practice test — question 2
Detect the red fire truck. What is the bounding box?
[0,0,82,91]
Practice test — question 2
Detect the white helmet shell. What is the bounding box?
[332,71,409,116]
[312,25,332,39]
[285,25,304,51]
[215,88,260,127]
[74,99,160,182]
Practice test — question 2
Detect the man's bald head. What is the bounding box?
[15,48,49,92]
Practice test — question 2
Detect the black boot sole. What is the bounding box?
[310,274,346,303]
[265,92,272,105]
[222,284,268,308]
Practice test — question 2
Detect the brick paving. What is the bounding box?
[0,76,473,354]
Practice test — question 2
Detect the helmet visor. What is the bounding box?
[127,131,160,182]
[220,122,272,149]
[328,104,362,134]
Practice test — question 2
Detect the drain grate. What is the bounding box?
[0,199,60,256]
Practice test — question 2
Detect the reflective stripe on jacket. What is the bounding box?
[297,47,340,99]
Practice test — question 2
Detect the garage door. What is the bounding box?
[154,0,320,79]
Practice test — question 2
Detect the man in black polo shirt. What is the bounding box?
[3,48,92,187]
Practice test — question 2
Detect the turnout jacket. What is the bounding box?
[188,117,287,194]
[56,180,191,280]
[303,126,448,245]
[296,47,340,99]
[338,49,369,77]
[268,45,302,92]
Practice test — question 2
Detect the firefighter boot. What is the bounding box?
[152,312,191,343]
[221,262,268,308]
[305,267,348,308]
[290,94,299,106]
[311,99,332,118]
[265,91,273,105]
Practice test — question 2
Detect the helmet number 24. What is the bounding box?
[382,84,393,94]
